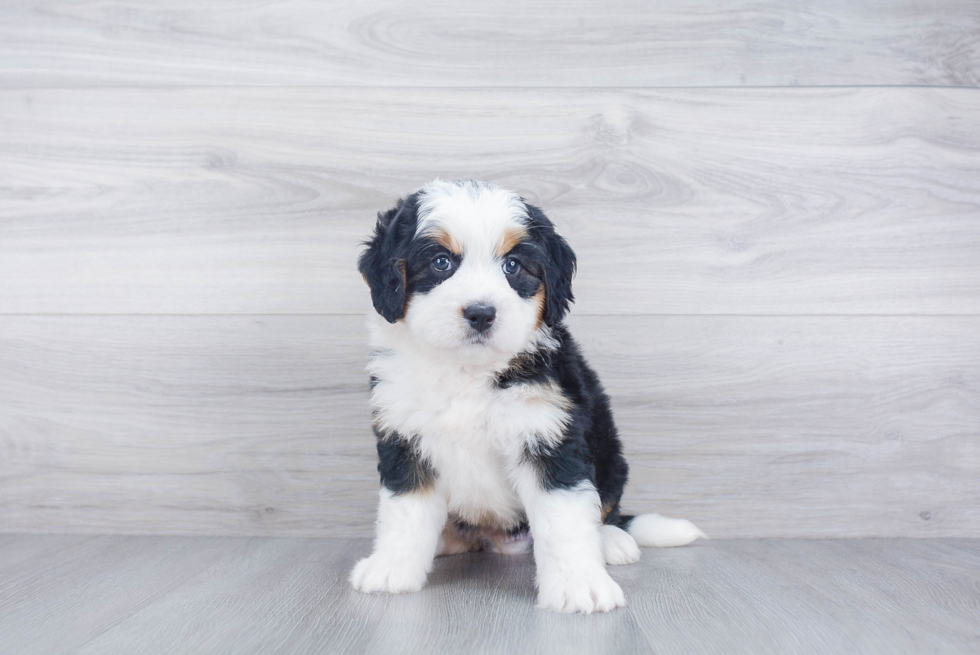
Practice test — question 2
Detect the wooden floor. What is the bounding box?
[1,536,978,655]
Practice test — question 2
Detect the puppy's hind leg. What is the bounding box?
[435,521,484,557]
[599,524,641,565]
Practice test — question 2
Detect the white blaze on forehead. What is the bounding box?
[415,180,528,260]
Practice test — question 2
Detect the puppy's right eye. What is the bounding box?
[432,256,453,272]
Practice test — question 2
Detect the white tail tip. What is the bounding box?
[627,514,708,548]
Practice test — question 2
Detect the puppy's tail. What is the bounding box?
[615,513,708,548]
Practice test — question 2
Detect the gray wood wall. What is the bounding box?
[1,1,978,538]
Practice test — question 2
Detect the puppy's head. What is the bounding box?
[359,180,576,359]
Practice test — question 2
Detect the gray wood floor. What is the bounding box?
[1,535,978,655]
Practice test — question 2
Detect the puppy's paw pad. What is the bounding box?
[350,553,428,594]
[600,525,641,565]
[536,568,626,613]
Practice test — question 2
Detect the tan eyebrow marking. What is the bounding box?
[497,226,528,257]
[429,228,463,255]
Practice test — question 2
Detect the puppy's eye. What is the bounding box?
[502,257,520,275]
[432,255,453,272]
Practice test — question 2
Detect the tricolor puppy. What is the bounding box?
[351,179,705,613]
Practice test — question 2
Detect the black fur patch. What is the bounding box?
[606,508,636,530]
[357,196,422,323]
[500,242,545,299]
[501,325,629,516]
[493,348,553,388]
[451,514,530,536]
[404,235,461,295]
[374,426,436,494]
[359,191,476,321]
[524,435,595,491]
[522,203,576,327]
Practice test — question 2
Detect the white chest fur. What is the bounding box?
[366,319,570,529]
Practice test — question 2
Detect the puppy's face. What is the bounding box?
[359,180,576,361]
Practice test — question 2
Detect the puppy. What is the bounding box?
[351,180,705,613]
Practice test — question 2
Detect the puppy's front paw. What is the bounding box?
[536,566,626,613]
[350,552,429,594]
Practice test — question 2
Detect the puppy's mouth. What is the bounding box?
[464,329,493,345]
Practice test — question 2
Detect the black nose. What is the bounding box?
[463,304,496,333]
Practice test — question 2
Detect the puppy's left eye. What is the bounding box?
[502,257,520,275]
[432,255,453,272]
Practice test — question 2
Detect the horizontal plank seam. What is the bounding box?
[2,84,980,92]
[1,313,978,319]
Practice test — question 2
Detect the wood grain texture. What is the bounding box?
[2,536,979,655]
[2,87,980,315]
[1,314,977,538]
[0,535,248,654]
[2,0,977,545]
[1,0,978,88]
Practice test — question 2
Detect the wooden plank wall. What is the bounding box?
[1,1,978,537]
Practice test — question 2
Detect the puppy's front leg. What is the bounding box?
[516,473,626,613]
[350,486,448,594]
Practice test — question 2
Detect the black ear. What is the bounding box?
[358,196,419,323]
[525,204,577,327]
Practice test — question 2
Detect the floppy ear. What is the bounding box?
[525,204,577,327]
[358,197,417,323]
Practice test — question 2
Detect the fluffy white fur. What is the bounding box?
[367,312,570,529]
[350,487,447,594]
[513,475,626,613]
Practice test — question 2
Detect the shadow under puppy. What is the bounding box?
[352,179,705,613]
